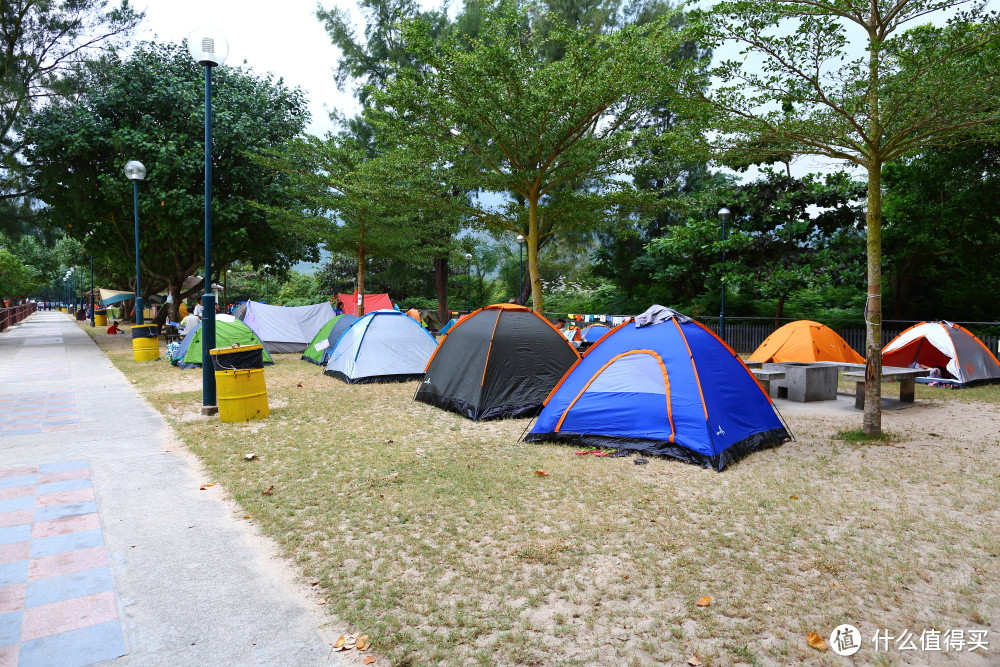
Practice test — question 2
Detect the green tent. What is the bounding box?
[302,314,358,365]
[172,317,273,369]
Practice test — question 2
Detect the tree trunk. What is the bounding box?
[774,295,785,327]
[434,255,449,321]
[169,280,182,322]
[863,162,884,436]
[527,193,543,312]
[356,244,366,316]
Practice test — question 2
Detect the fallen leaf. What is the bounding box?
[204,483,215,487]
[688,654,702,666]
[245,453,258,460]
[334,636,345,649]
[357,635,369,650]
[243,515,252,519]
[789,495,799,499]
[262,485,274,495]
[296,383,303,387]
[385,439,394,443]
[364,658,376,665]
[199,486,206,491]
[696,596,712,607]
[806,632,829,651]
[316,600,326,605]
[535,470,550,477]
[311,580,320,586]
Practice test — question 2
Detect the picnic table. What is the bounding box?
[750,368,785,395]
[842,366,929,409]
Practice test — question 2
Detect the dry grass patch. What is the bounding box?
[89,324,1000,665]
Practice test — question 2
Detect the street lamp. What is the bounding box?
[262,264,270,302]
[718,207,731,341]
[125,160,146,325]
[189,26,228,416]
[464,252,473,314]
[516,234,525,305]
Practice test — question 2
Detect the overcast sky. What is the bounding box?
[135,0,361,137]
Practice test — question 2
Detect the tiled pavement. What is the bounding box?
[0,311,336,666]
[0,460,126,666]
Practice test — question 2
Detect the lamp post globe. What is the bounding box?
[717,208,731,341]
[125,160,146,325]
[189,26,227,415]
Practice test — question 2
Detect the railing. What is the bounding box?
[0,303,38,333]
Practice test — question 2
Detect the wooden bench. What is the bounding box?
[751,369,785,395]
[843,367,928,409]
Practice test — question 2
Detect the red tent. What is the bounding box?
[336,292,394,316]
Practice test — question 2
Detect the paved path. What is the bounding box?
[0,311,336,666]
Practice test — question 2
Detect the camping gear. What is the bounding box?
[579,324,611,343]
[211,344,269,422]
[324,310,438,383]
[302,314,359,365]
[439,318,458,336]
[130,324,160,361]
[415,304,580,421]
[524,305,790,471]
[336,292,393,316]
[749,320,864,364]
[882,321,1000,386]
[238,300,334,353]
[171,314,273,369]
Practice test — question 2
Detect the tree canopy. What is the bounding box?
[24,41,316,320]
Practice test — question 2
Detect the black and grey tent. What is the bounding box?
[415,304,580,420]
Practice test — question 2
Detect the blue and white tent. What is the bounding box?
[524,306,790,471]
[324,310,438,383]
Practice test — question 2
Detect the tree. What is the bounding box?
[371,1,689,313]
[882,142,1000,321]
[24,42,317,322]
[681,0,1000,434]
[1,0,141,197]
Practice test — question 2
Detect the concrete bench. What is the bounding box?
[751,369,785,395]
[843,367,929,409]
[744,361,763,369]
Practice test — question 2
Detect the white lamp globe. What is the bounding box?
[124,160,146,181]
[188,27,228,67]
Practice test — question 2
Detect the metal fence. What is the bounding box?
[0,303,38,333]
[697,319,1000,356]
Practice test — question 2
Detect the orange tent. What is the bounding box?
[748,320,864,364]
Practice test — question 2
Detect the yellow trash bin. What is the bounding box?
[94,310,108,327]
[131,324,160,361]
[211,344,269,423]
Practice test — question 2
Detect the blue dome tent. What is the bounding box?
[524,306,790,471]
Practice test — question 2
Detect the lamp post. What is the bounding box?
[718,207,731,342]
[89,254,94,327]
[125,160,146,325]
[262,264,270,302]
[516,234,525,305]
[189,27,228,416]
[464,252,473,314]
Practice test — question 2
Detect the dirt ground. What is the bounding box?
[88,324,999,666]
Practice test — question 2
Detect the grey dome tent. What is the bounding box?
[239,300,334,353]
[324,310,438,383]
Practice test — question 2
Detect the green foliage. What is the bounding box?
[0,244,39,298]
[883,143,1000,322]
[24,41,316,302]
[370,1,694,311]
[277,271,321,303]
[0,0,142,197]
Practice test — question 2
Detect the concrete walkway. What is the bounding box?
[0,311,337,666]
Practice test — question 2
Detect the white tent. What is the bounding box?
[324,310,438,383]
[882,321,1000,385]
[239,300,335,353]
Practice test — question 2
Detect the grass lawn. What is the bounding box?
[90,326,999,666]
